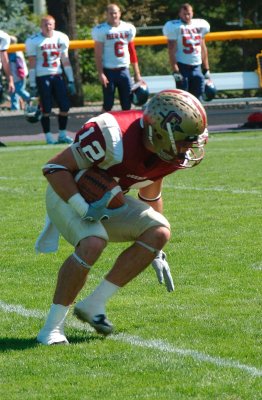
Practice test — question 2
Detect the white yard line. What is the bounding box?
[163,184,261,196]
[113,334,262,378]
[1,300,261,378]
[0,144,65,152]
[0,132,261,153]
[251,263,262,271]
[1,181,260,196]
[208,135,261,142]
[0,186,31,194]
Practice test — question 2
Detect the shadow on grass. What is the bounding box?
[0,337,39,351]
[0,334,106,351]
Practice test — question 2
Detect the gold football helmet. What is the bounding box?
[143,89,208,167]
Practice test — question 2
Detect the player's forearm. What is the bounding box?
[1,55,14,91]
[4,68,14,85]
[167,43,179,72]
[1,52,12,80]
[94,42,104,75]
[45,170,79,202]
[43,148,80,201]
[201,41,209,70]
[132,62,141,82]
[27,56,37,87]
[95,59,104,76]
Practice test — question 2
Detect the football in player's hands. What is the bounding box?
[75,167,125,209]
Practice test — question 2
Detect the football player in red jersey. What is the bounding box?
[36,89,208,345]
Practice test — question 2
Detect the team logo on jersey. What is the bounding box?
[41,43,62,50]
[106,32,129,40]
[181,27,201,35]
[126,174,147,181]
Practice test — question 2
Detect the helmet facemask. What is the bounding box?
[143,89,208,167]
[176,129,209,168]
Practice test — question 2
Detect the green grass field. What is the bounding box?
[0,131,261,399]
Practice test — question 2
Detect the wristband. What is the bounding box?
[68,193,89,218]
[64,65,74,82]
[29,69,36,87]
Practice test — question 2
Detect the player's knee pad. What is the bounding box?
[135,240,159,255]
[71,252,91,269]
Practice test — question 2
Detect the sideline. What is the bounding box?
[163,184,262,196]
[0,300,261,378]
[0,126,258,144]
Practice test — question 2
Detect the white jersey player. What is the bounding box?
[92,4,142,111]
[0,30,15,146]
[163,18,210,66]
[25,29,70,77]
[25,15,75,145]
[0,30,15,92]
[163,3,211,100]
[92,20,136,69]
[0,29,10,51]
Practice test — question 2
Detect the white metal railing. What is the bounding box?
[143,71,260,93]
[143,71,261,105]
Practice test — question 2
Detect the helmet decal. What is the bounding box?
[160,111,183,133]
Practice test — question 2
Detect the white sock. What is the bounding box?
[42,303,69,331]
[45,132,54,140]
[80,280,120,316]
[58,129,67,138]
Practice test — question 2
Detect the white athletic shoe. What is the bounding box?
[45,132,56,145]
[57,135,73,144]
[37,328,69,345]
[73,301,114,335]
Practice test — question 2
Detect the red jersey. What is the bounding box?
[74,110,181,191]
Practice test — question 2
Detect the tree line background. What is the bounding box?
[0,0,261,104]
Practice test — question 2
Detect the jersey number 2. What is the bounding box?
[82,140,105,161]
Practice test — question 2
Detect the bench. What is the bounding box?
[143,71,261,105]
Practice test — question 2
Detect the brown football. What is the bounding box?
[74,167,125,209]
